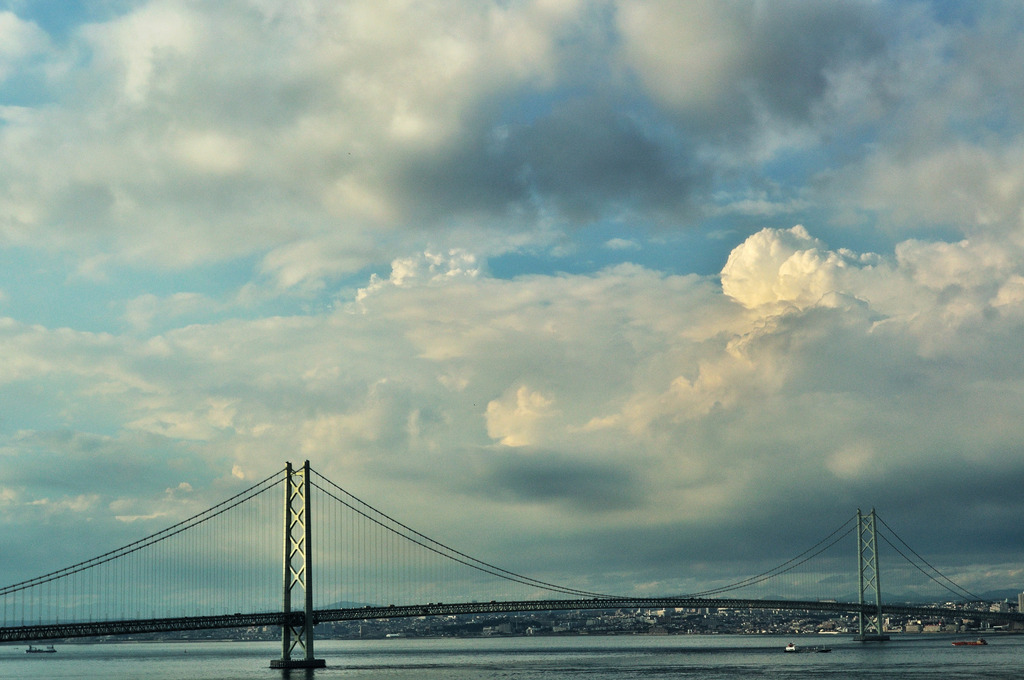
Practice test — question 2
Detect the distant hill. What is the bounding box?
[868,588,1021,605]
[752,589,1019,606]
[976,589,1023,603]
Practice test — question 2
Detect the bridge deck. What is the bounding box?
[2,597,1020,643]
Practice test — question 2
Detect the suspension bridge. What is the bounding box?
[1,461,1019,668]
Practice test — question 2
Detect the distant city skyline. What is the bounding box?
[1,1,1023,596]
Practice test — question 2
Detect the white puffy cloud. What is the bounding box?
[0,0,592,278]
[486,385,556,447]
[5,1,1024,592]
[0,0,897,283]
[896,238,1014,292]
[815,2,1024,245]
[604,237,640,251]
[992,275,1024,310]
[3,222,1024,584]
[123,292,215,331]
[0,11,48,81]
[357,249,481,301]
[846,141,1024,237]
[80,1,200,105]
[720,225,850,311]
[720,225,1024,369]
[615,0,886,157]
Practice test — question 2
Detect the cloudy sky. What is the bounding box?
[2,0,1024,601]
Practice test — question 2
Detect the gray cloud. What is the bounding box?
[0,0,895,279]
[509,98,699,221]
[3,1,1024,600]
[472,449,642,513]
[616,0,888,138]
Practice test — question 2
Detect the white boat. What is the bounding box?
[784,642,830,653]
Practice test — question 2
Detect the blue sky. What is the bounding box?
[2,0,1024,598]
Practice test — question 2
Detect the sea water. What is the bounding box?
[3,634,1022,679]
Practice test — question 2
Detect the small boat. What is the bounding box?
[785,642,831,653]
[952,638,987,646]
[26,645,56,653]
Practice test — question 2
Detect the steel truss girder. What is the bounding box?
[0,612,296,643]
[4,597,1021,644]
[312,597,1024,625]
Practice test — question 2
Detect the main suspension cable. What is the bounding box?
[875,514,985,602]
[686,515,858,598]
[310,469,617,599]
[0,467,286,596]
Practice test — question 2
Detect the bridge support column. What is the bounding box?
[271,460,326,669]
[854,508,889,642]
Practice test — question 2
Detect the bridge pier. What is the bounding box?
[271,460,326,669]
[853,631,891,642]
[270,657,326,670]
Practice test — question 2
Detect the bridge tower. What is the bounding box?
[854,508,889,641]
[271,460,326,669]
